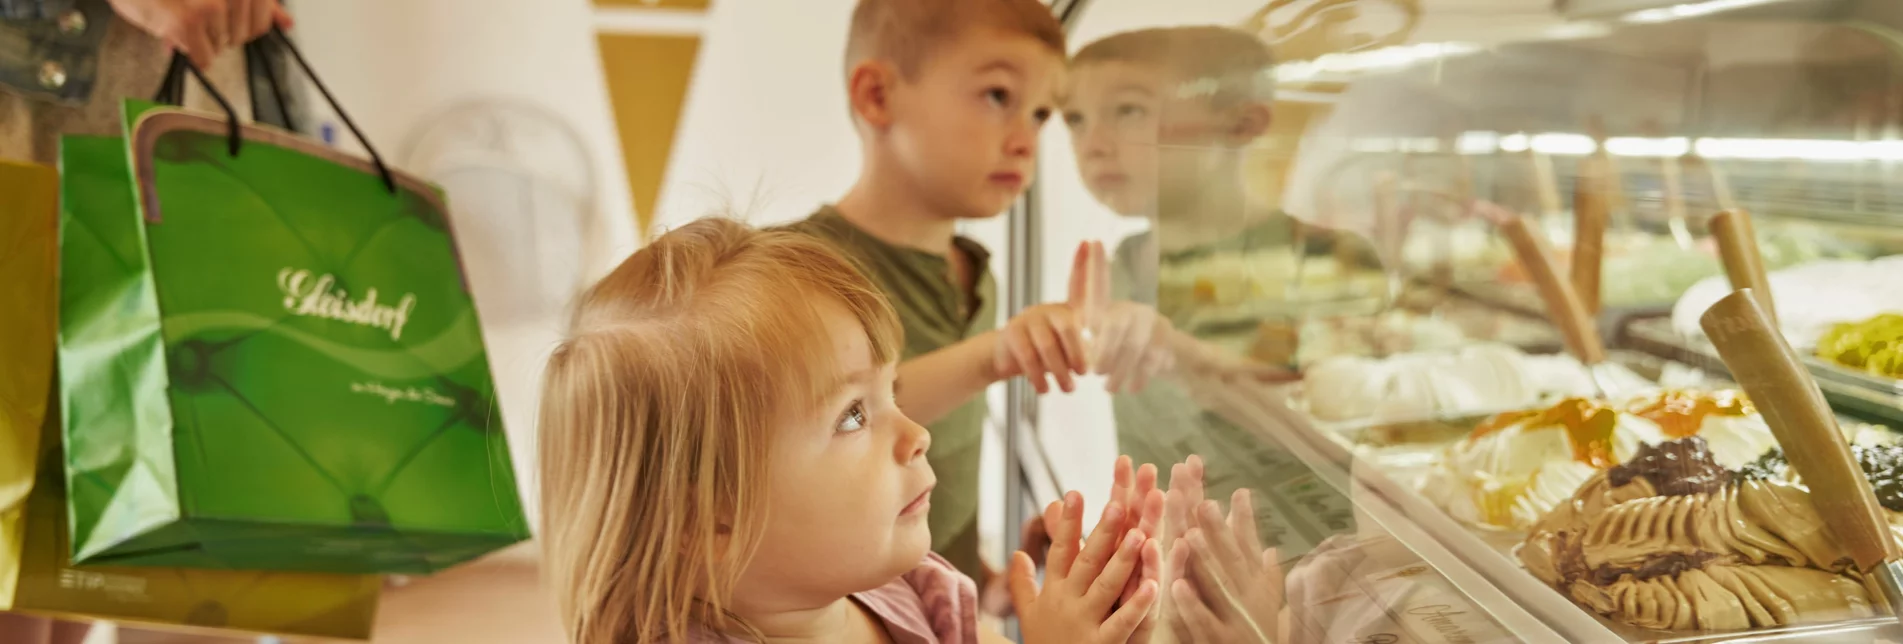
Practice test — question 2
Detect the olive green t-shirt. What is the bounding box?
[779,206,997,577]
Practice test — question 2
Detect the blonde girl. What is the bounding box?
[538,218,1159,643]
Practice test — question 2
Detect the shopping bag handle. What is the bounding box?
[147,28,398,194]
[150,52,244,158]
[245,38,296,131]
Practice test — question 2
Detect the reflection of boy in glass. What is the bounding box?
[1061,26,1380,560]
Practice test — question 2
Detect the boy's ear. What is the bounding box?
[848,60,901,129]
[1226,102,1273,145]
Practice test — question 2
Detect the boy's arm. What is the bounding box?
[897,331,1003,426]
[899,299,1091,425]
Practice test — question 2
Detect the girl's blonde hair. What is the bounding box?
[538,218,902,643]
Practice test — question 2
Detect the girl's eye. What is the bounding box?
[986,88,1011,107]
[837,402,868,433]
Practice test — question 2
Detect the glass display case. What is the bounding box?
[1008,0,1903,641]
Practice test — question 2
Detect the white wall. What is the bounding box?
[651,0,859,228]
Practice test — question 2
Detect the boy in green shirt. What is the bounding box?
[784,0,1160,580]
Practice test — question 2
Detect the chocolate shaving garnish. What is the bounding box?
[1743,442,1903,512]
[1608,437,1732,497]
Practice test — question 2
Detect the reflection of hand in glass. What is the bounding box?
[1169,490,1286,644]
[1072,240,1174,394]
[1096,300,1175,393]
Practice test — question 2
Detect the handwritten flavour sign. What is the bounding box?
[278,269,417,341]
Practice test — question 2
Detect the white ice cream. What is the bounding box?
[1673,255,1903,349]
[1301,343,1595,423]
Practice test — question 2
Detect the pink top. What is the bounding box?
[690,552,978,643]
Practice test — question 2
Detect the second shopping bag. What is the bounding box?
[56,43,530,575]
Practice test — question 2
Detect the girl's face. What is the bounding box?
[730,304,936,614]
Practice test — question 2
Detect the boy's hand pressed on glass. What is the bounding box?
[992,241,1098,394]
[1010,491,1160,644]
[999,240,1175,395]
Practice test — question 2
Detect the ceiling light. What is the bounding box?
[1623,0,1782,24]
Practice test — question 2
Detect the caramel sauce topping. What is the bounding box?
[1628,390,1753,439]
[1469,398,1620,468]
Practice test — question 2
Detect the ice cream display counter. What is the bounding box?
[1013,0,1903,641]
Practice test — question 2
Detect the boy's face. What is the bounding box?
[1064,61,1165,217]
[884,28,1065,220]
[1064,60,1254,217]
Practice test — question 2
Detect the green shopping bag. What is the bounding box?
[57,40,529,575]
[2,158,379,639]
[12,388,382,639]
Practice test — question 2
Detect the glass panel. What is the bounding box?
[1029,0,1903,641]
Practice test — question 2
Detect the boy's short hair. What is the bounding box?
[1072,26,1277,106]
[845,0,1066,77]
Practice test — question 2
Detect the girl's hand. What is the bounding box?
[1106,457,1165,642]
[1108,456,1165,545]
[1010,495,1161,644]
[1022,456,1161,570]
[1168,490,1285,644]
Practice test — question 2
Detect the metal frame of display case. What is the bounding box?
[1005,0,1903,641]
[1001,0,1093,564]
